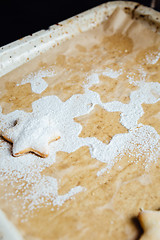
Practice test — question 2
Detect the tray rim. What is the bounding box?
[0,1,160,78]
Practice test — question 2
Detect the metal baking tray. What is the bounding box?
[0,1,160,239]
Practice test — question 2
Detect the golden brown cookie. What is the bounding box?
[138,210,160,240]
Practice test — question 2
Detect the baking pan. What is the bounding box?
[1,1,160,78]
[0,1,160,239]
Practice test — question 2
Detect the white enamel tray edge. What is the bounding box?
[1,1,160,78]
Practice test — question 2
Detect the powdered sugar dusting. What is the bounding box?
[1,114,61,157]
[0,67,160,215]
[96,124,160,176]
[19,68,55,94]
[103,80,160,129]
[146,50,160,65]
[0,139,84,214]
[102,67,123,78]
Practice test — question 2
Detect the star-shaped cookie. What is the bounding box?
[1,114,61,158]
[138,210,160,240]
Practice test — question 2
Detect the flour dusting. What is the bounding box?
[0,66,160,216]
[102,67,123,78]
[19,68,55,94]
[146,50,160,65]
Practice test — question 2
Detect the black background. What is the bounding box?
[0,0,160,47]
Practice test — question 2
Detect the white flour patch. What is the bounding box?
[0,139,84,215]
[102,81,160,129]
[96,124,160,176]
[19,68,55,94]
[0,70,160,214]
[102,67,123,79]
[145,50,160,65]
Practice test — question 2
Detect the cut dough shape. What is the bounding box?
[2,114,61,158]
[138,210,160,240]
[75,105,128,144]
[138,101,160,135]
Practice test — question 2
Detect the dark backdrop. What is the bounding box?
[0,0,160,47]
